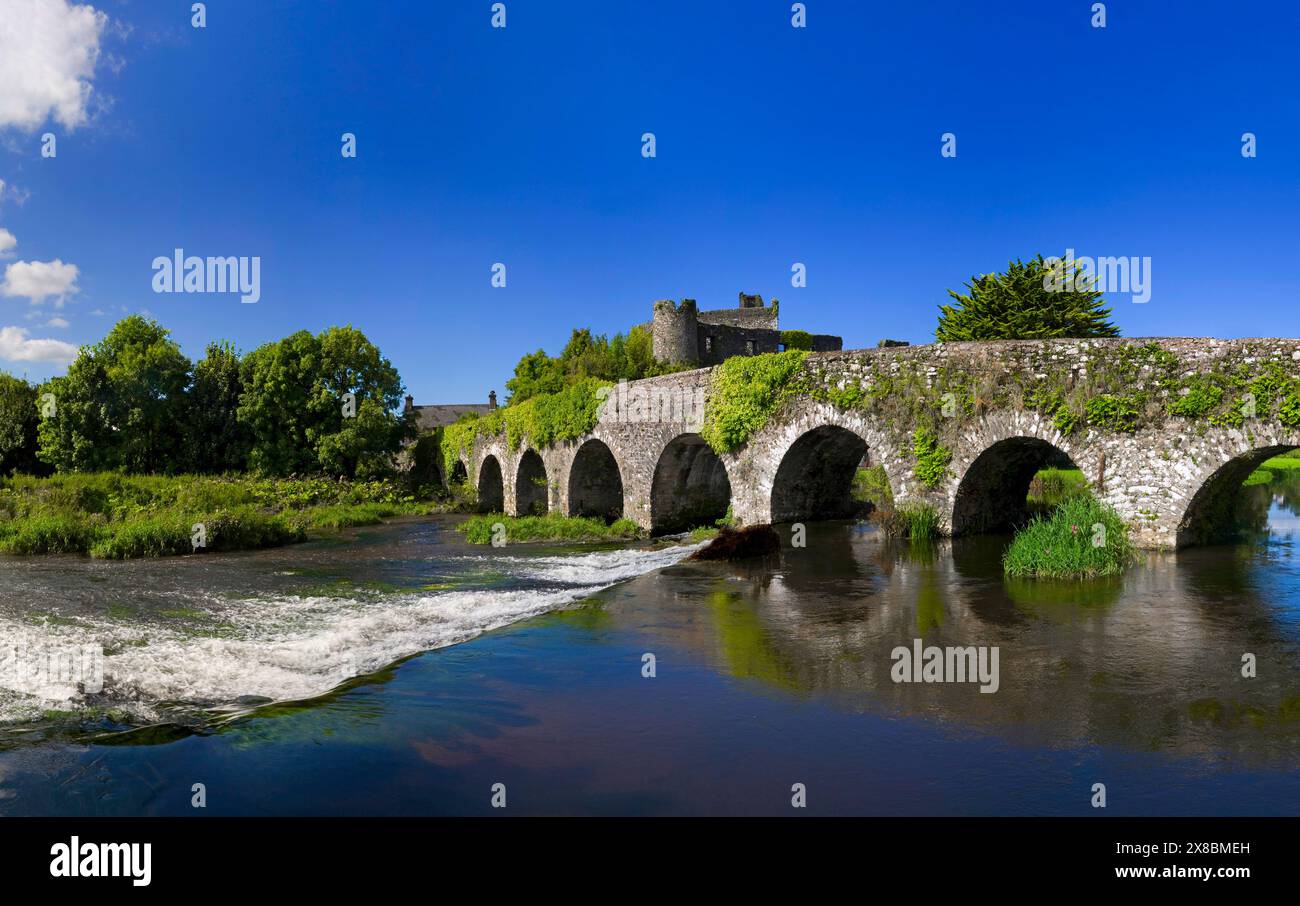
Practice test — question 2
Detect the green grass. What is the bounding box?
[1259,452,1300,471]
[1027,467,1090,509]
[875,501,940,542]
[0,473,430,558]
[851,465,893,510]
[1242,450,1300,487]
[1003,495,1135,579]
[458,511,646,544]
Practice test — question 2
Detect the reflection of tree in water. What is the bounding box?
[705,589,805,694]
[1233,466,1300,538]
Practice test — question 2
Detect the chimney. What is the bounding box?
[489,390,498,409]
[403,394,414,413]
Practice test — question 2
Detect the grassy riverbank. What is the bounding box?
[0,473,435,558]
[458,512,645,544]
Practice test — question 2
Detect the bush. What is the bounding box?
[1003,495,1134,579]
[1084,394,1140,432]
[911,428,952,489]
[701,351,808,453]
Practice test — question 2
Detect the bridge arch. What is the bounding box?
[650,433,732,534]
[516,449,549,516]
[951,435,1082,535]
[568,438,624,521]
[450,459,469,485]
[771,425,869,523]
[1177,443,1298,546]
[477,455,505,513]
[734,399,904,526]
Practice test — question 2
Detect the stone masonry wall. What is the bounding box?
[466,338,1300,549]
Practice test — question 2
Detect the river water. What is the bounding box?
[0,478,1297,815]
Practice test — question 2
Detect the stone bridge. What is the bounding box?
[453,338,1300,549]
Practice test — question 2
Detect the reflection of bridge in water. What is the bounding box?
[611,522,1300,767]
[455,338,1300,549]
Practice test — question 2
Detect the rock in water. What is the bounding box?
[688,525,780,561]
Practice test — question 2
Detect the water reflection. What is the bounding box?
[652,490,1300,767]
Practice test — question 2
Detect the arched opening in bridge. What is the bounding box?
[770,425,869,523]
[477,455,504,513]
[650,434,732,534]
[516,449,548,516]
[1178,444,1300,547]
[450,460,468,485]
[952,437,1082,535]
[568,439,624,522]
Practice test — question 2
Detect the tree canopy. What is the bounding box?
[505,325,677,403]
[936,255,1120,341]
[18,316,407,479]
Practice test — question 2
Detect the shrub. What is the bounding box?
[701,351,808,453]
[911,428,952,489]
[780,330,815,351]
[1169,383,1224,418]
[1003,495,1134,579]
[1084,394,1140,432]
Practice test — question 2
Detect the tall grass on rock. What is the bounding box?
[1003,496,1134,579]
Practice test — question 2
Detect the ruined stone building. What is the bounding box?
[649,292,841,367]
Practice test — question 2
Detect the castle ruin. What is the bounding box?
[650,292,841,367]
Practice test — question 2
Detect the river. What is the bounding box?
[0,475,1297,815]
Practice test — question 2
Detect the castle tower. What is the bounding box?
[651,298,699,365]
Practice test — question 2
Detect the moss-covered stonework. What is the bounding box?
[454,339,1300,548]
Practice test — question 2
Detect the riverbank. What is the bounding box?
[0,473,438,558]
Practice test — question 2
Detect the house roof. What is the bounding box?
[411,404,495,431]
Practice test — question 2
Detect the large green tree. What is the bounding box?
[37,317,192,473]
[185,341,250,473]
[0,373,45,476]
[238,326,406,477]
[936,255,1120,341]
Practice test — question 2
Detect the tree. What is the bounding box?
[0,373,45,476]
[313,325,407,477]
[505,325,680,403]
[238,326,406,477]
[185,341,250,473]
[936,255,1120,341]
[37,316,192,473]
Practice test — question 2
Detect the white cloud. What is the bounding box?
[2,257,79,304]
[45,315,68,328]
[0,325,77,363]
[0,228,15,257]
[0,0,109,131]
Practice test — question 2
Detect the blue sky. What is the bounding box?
[1,0,1297,402]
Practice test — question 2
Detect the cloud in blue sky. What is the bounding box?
[0,325,77,363]
[0,0,108,132]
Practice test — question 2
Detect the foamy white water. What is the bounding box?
[0,543,700,723]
